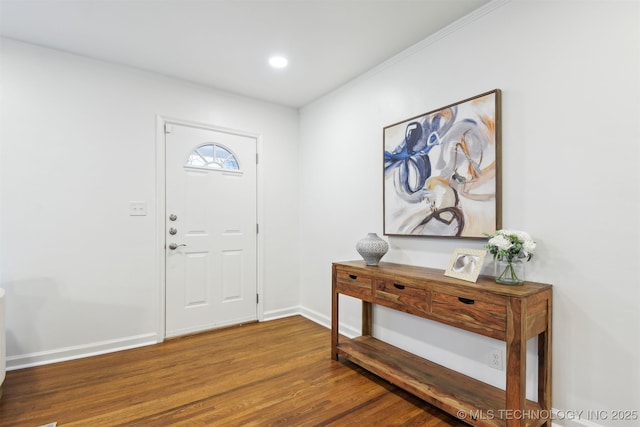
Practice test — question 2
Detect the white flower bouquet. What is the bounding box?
[484,229,536,262]
[484,229,536,284]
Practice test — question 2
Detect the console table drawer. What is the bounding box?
[335,270,372,300]
[431,292,506,336]
[374,279,430,316]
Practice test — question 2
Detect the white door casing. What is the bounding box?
[164,122,258,338]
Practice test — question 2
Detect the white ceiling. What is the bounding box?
[0,0,490,108]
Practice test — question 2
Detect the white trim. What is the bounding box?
[263,306,302,322]
[6,333,158,371]
[376,0,511,71]
[155,115,264,338]
[297,305,329,329]
[183,165,244,175]
[297,305,360,339]
[155,116,167,341]
[255,133,265,322]
[550,409,606,427]
[309,0,512,107]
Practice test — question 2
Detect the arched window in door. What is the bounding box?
[185,143,240,171]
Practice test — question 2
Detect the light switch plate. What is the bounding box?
[129,201,147,216]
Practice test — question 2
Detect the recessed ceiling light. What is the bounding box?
[269,56,288,68]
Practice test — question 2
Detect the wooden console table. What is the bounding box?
[331,261,552,427]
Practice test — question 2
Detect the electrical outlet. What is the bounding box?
[488,348,504,370]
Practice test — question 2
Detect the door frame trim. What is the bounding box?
[155,115,264,341]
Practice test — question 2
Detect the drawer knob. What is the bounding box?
[349,274,358,280]
[458,297,475,305]
[393,283,406,290]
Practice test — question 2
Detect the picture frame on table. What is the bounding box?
[444,248,487,282]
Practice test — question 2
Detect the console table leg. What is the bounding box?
[362,301,372,336]
[538,296,553,425]
[506,298,527,427]
[331,266,339,361]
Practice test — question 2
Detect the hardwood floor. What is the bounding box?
[0,316,465,426]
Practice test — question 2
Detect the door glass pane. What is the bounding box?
[186,144,240,170]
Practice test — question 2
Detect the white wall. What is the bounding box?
[0,38,300,367]
[299,1,639,426]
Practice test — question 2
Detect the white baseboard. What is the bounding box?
[265,305,359,338]
[262,305,302,321]
[8,306,307,370]
[551,409,607,427]
[297,305,359,338]
[6,333,158,371]
[297,305,329,328]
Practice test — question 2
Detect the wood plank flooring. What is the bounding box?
[0,316,465,426]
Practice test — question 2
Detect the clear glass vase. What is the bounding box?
[494,257,525,285]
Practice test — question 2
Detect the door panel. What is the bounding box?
[165,123,257,338]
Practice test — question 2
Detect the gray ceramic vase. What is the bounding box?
[356,233,389,266]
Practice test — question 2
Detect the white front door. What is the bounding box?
[165,123,257,338]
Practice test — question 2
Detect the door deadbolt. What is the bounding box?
[169,227,177,235]
[169,214,177,221]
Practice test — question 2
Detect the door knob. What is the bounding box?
[168,243,187,250]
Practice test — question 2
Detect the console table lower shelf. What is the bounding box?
[337,336,545,427]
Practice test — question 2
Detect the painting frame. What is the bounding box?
[383,89,501,239]
[444,248,487,283]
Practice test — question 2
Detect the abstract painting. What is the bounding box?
[383,90,501,238]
